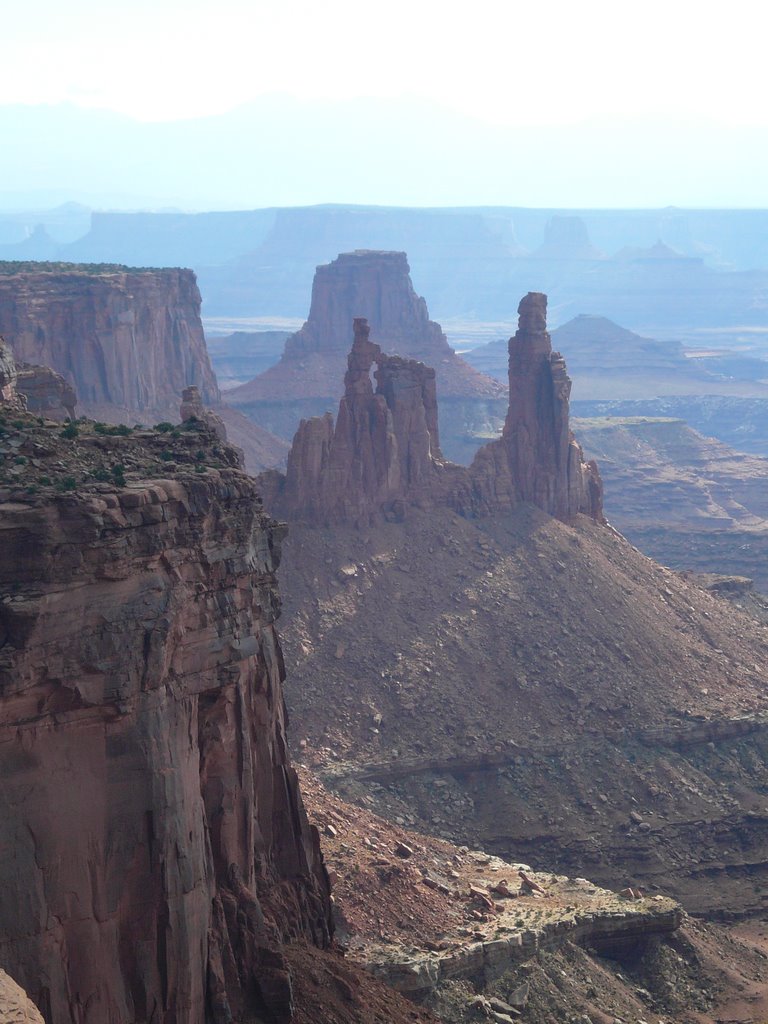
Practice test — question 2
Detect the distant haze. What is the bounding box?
[2,100,768,210]
[3,0,768,209]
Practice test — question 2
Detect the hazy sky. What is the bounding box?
[3,0,764,127]
[2,1,767,209]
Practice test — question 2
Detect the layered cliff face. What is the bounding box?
[262,295,602,526]
[0,412,332,1024]
[0,264,220,424]
[227,251,507,463]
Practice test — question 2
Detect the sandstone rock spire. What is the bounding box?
[500,292,603,519]
[274,317,449,525]
[226,250,507,462]
[259,296,603,525]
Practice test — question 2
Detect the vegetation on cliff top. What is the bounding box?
[0,409,240,499]
[0,260,169,275]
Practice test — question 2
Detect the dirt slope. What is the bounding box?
[274,506,768,915]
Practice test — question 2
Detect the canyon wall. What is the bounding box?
[0,413,332,1023]
[261,294,602,526]
[0,265,220,424]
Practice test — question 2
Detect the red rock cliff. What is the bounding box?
[0,458,331,1023]
[0,265,220,424]
[261,295,603,526]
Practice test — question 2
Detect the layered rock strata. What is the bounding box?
[261,295,602,526]
[0,265,219,424]
[0,420,332,1024]
[227,251,507,462]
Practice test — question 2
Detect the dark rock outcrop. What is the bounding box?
[227,251,507,462]
[16,362,77,419]
[0,335,23,408]
[0,451,332,1023]
[262,295,602,526]
[0,265,220,424]
[180,383,228,441]
[1,333,78,420]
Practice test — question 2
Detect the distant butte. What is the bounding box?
[227,250,508,463]
[258,292,603,526]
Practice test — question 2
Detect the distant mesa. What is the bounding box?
[259,292,603,526]
[463,311,761,404]
[227,250,508,463]
[531,216,604,261]
[613,239,701,263]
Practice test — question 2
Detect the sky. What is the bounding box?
[4,0,766,125]
[2,0,767,207]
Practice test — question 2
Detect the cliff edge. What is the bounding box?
[0,400,332,1024]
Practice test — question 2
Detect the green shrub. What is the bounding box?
[94,422,132,437]
[61,423,79,439]
[155,422,175,433]
[55,476,77,491]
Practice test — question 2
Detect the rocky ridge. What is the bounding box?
[260,294,602,526]
[0,970,45,1024]
[227,250,508,463]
